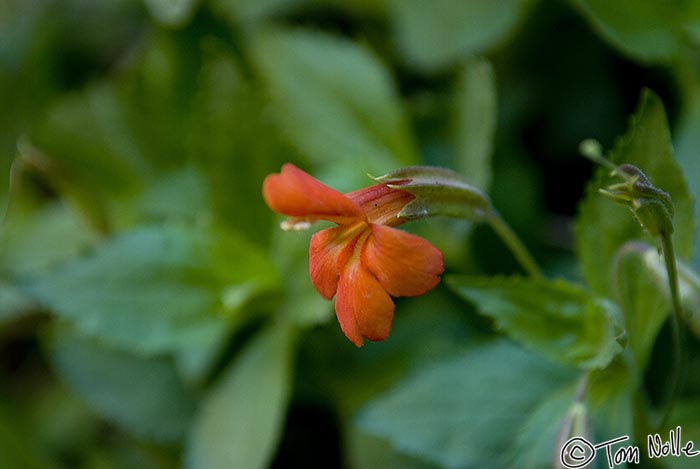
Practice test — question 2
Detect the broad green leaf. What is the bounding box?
[126,166,210,225]
[576,90,695,298]
[143,0,199,26]
[249,27,417,192]
[26,223,278,355]
[569,0,698,64]
[47,325,195,442]
[186,323,297,469]
[356,340,576,468]
[189,47,287,242]
[0,0,143,146]
[509,385,577,469]
[0,202,73,326]
[666,401,700,469]
[115,31,200,170]
[674,72,700,271]
[388,0,531,71]
[0,201,96,277]
[347,428,440,469]
[587,357,636,440]
[58,30,200,182]
[447,276,623,369]
[295,285,478,424]
[174,323,232,386]
[452,58,496,191]
[29,82,149,195]
[0,281,34,325]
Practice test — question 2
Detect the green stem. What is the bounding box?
[658,233,685,429]
[486,210,543,279]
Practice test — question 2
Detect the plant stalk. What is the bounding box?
[486,210,544,279]
[658,233,686,429]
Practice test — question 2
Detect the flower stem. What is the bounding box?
[658,233,686,429]
[486,210,544,279]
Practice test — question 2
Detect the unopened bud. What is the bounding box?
[598,163,674,237]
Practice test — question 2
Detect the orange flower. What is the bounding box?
[263,163,444,346]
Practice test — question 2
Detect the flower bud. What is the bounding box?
[373,166,491,222]
[599,163,674,237]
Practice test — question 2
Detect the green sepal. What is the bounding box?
[374,166,491,221]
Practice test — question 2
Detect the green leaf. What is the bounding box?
[666,400,700,469]
[675,71,700,271]
[388,0,532,71]
[86,30,201,175]
[249,27,417,191]
[347,428,441,469]
[186,323,297,469]
[29,82,149,196]
[615,241,700,340]
[569,0,698,64]
[143,0,200,27]
[509,385,577,469]
[126,166,210,225]
[576,89,695,298]
[587,357,636,440]
[447,276,623,370]
[613,242,670,368]
[0,201,96,277]
[356,340,576,468]
[189,46,287,242]
[26,223,278,355]
[47,325,195,442]
[295,286,479,423]
[452,58,496,191]
[0,281,34,326]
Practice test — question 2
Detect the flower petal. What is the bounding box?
[262,164,361,223]
[335,257,395,347]
[309,226,360,299]
[362,224,444,297]
[346,183,414,226]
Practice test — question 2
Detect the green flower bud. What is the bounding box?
[599,163,675,237]
[374,166,491,222]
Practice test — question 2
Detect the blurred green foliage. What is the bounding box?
[2,0,700,468]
